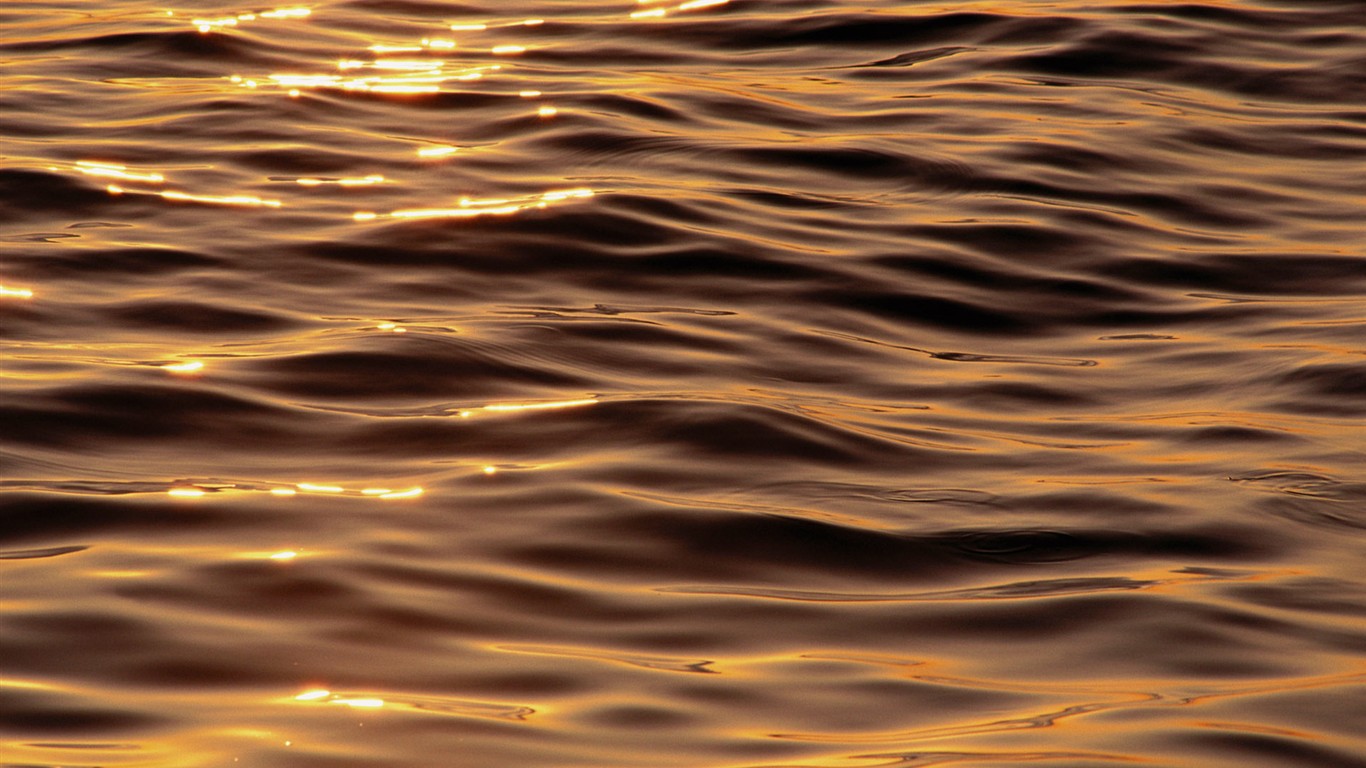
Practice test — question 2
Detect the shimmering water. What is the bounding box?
[2,1,1364,766]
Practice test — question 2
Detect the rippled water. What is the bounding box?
[3,1,1365,766]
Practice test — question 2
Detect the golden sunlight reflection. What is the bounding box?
[450,19,543,32]
[104,183,284,209]
[233,549,304,561]
[192,6,309,33]
[458,397,598,418]
[294,689,385,708]
[161,360,204,374]
[292,175,385,187]
[72,160,164,183]
[417,145,459,158]
[161,482,423,500]
[631,0,728,19]
[378,487,423,499]
[0,285,34,299]
[161,190,282,207]
[256,62,501,96]
[352,188,593,222]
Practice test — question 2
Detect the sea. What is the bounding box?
[1,1,1364,766]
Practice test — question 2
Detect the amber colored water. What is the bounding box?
[2,1,1364,766]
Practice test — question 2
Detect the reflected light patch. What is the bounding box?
[491,45,526,55]
[417,146,458,158]
[354,188,592,222]
[537,105,558,117]
[260,7,311,19]
[261,63,499,96]
[0,285,34,299]
[631,0,727,18]
[293,689,385,708]
[74,161,164,184]
[297,483,344,493]
[294,175,385,187]
[269,550,299,561]
[161,190,282,208]
[162,360,204,374]
[0,679,63,692]
[379,488,423,500]
[194,16,238,32]
[168,487,206,498]
[482,397,598,413]
[270,488,298,496]
[370,60,444,71]
[335,698,385,708]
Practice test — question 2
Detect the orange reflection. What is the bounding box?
[459,397,598,419]
[73,161,165,184]
[161,190,283,208]
[259,7,310,19]
[294,175,386,187]
[194,6,309,33]
[378,488,423,500]
[631,0,727,19]
[293,689,385,708]
[157,482,424,500]
[353,188,593,222]
[417,145,459,158]
[259,62,499,96]
[161,360,204,374]
[0,285,34,299]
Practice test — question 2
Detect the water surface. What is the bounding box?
[2,1,1365,766]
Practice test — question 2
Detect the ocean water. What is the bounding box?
[2,1,1364,766]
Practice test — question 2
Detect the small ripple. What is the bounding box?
[660,577,1156,603]
[815,330,1098,366]
[0,544,89,560]
[498,644,717,674]
[1232,470,1366,531]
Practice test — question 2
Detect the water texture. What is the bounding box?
[2,1,1364,766]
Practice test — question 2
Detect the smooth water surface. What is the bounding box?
[2,1,1364,766]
